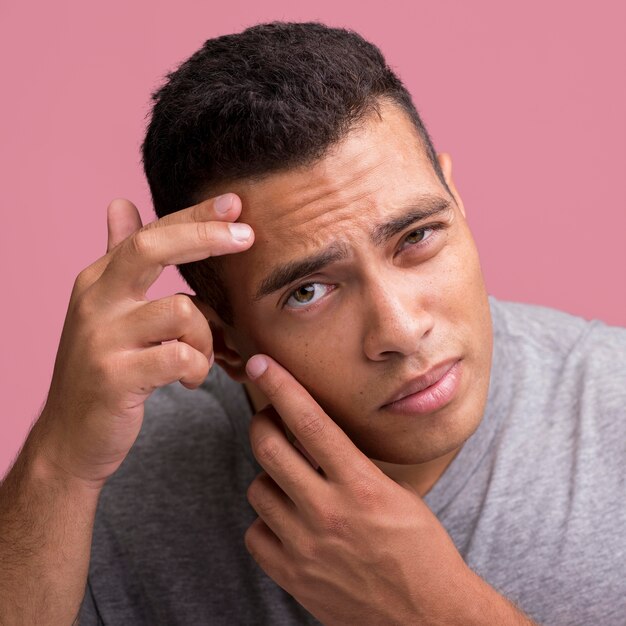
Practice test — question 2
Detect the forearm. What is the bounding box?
[0,426,101,625]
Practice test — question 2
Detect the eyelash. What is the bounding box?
[282,223,446,311]
[397,223,446,253]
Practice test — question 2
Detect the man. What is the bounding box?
[1,21,624,625]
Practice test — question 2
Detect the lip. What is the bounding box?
[381,358,462,415]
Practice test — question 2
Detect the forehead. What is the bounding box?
[217,102,447,289]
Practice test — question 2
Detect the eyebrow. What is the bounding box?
[253,242,350,301]
[253,194,453,301]
[370,196,453,245]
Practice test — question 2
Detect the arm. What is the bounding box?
[243,354,539,626]
[0,431,101,625]
[461,568,539,625]
[0,193,253,624]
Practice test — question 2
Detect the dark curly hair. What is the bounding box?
[142,21,448,325]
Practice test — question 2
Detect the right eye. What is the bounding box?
[285,283,332,309]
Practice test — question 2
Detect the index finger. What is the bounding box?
[144,192,243,230]
[80,193,247,297]
[98,194,253,298]
[245,354,374,484]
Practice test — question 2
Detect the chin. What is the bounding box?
[349,404,485,465]
[369,442,463,465]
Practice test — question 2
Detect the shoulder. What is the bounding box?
[489,296,594,357]
[490,296,626,369]
[490,294,626,353]
[489,295,626,414]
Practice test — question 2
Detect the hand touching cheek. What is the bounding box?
[243,355,494,626]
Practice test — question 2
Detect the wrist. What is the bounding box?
[19,416,107,494]
[30,445,106,494]
[456,568,537,626]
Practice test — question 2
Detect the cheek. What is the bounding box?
[426,229,487,312]
[257,322,352,378]
[439,232,492,361]
[244,318,360,409]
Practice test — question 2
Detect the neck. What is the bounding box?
[242,381,459,497]
[371,447,462,497]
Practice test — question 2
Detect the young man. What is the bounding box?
[1,21,624,626]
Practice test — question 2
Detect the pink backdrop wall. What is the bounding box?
[1,0,624,478]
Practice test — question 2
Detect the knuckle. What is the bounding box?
[195,221,214,246]
[263,376,287,401]
[294,410,325,440]
[130,229,154,258]
[73,268,95,294]
[171,294,195,320]
[243,524,257,555]
[348,476,380,505]
[253,435,281,465]
[247,483,276,518]
[172,342,195,368]
[316,504,349,536]
[72,291,99,322]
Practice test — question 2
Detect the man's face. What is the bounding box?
[212,101,493,465]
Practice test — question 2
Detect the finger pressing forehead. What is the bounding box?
[246,355,374,484]
[145,193,243,230]
[99,219,254,298]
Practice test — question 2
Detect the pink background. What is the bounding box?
[1,1,624,478]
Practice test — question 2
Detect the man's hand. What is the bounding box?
[1,194,254,625]
[244,355,537,626]
[35,193,253,487]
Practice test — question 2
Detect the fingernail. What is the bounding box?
[246,355,268,379]
[228,223,252,242]
[214,193,233,214]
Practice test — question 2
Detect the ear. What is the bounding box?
[437,152,466,219]
[190,295,248,382]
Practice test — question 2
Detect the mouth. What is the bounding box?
[381,358,463,416]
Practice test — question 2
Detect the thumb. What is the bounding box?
[106,198,143,252]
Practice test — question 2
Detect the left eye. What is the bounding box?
[285,283,331,308]
[403,227,431,246]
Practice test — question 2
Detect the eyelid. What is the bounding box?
[282,282,334,311]
[398,222,446,250]
[279,222,447,309]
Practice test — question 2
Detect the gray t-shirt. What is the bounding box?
[78,296,626,625]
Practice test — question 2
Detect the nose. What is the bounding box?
[361,276,434,361]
